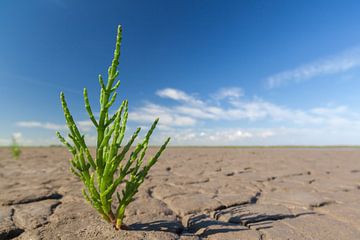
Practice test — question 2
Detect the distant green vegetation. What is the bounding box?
[11,137,21,159]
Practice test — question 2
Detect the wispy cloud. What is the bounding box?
[212,87,243,101]
[266,47,360,88]
[13,87,360,145]
[16,121,66,130]
[0,133,62,146]
[77,120,95,132]
[12,132,22,141]
[156,88,203,105]
[160,128,259,145]
[138,88,356,127]
[129,87,360,145]
[0,132,22,146]
[16,120,97,132]
[130,103,197,127]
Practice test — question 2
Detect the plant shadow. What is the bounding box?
[128,220,184,234]
[186,209,315,237]
[126,207,315,237]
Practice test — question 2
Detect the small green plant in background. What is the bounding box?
[11,136,21,159]
[56,25,170,230]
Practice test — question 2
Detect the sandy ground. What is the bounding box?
[0,147,360,240]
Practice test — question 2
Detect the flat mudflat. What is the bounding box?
[1,147,359,240]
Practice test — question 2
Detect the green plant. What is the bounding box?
[56,25,170,230]
[11,137,21,159]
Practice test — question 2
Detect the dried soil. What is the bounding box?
[1,147,360,239]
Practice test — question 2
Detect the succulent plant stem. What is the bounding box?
[57,25,170,230]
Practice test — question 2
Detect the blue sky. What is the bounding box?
[2,0,360,145]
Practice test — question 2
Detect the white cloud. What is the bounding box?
[0,134,64,146]
[156,88,203,105]
[213,87,243,100]
[129,103,197,127]
[77,120,95,132]
[13,87,360,146]
[16,120,96,132]
[132,88,360,129]
[258,130,275,138]
[152,127,279,146]
[128,87,360,145]
[12,132,22,141]
[0,132,23,146]
[266,47,360,88]
[175,106,220,120]
[152,125,360,146]
[310,106,348,115]
[209,130,253,141]
[16,121,66,130]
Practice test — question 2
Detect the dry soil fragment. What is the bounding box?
[315,201,360,231]
[165,193,222,216]
[13,199,60,230]
[0,185,61,206]
[215,188,259,207]
[260,187,328,208]
[261,214,360,240]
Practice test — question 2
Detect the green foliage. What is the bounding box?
[56,25,170,230]
[11,137,21,159]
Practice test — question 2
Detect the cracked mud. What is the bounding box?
[1,147,360,239]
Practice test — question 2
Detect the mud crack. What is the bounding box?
[5,192,63,206]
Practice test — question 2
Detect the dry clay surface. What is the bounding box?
[1,147,360,240]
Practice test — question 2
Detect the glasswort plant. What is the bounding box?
[56,25,170,230]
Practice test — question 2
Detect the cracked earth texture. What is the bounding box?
[0,147,360,240]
